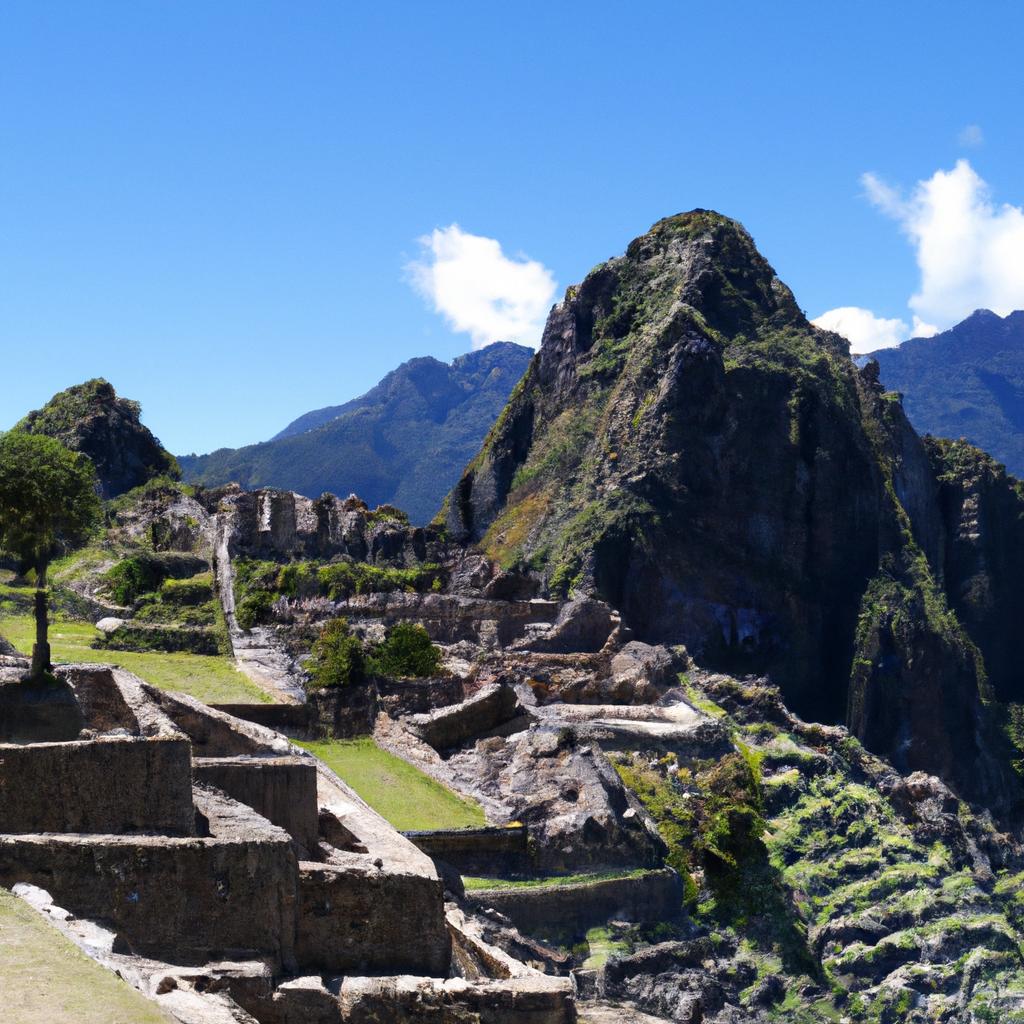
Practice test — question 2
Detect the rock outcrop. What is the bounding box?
[17,378,179,498]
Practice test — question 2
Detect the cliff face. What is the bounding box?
[179,342,533,524]
[924,437,1024,705]
[446,211,1022,813]
[17,379,179,498]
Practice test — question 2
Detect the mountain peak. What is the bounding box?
[16,379,179,497]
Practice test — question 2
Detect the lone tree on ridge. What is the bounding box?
[0,432,101,679]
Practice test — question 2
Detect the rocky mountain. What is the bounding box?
[866,309,1024,477]
[445,209,1024,813]
[15,378,179,498]
[179,342,533,524]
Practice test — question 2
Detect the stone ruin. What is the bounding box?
[0,662,576,1024]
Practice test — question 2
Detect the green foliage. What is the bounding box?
[318,560,440,600]
[235,590,275,631]
[105,474,193,516]
[699,751,765,869]
[0,431,101,572]
[101,552,206,606]
[307,617,365,689]
[231,556,441,630]
[158,573,212,605]
[102,557,163,605]
[132,573,217,628]
[366,622,441,678]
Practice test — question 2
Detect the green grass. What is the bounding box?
[462,868,650,891]
[298,737,486,831]
[0,887,173,1023]
[0,612,270,705]
[582,925,629,969]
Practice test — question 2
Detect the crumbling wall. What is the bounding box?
[404,825,530,876]
[0,826,297,968]
[467,868,682,939]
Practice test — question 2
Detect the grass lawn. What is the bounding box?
[461,868,650,891]
[0,612,271,706]
[0,887,173,1023]
[298,737,486,831]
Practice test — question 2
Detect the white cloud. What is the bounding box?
[864,160,1024,329]
[408,225,557,349]
[811,306,909,354]
[958,123,984,147]
[815,160,1024,352]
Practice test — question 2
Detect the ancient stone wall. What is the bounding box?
[0,679,85,743]
[467,868,682,939]
[193,755,319,857]
[0,825,297,967]
[404,825,530,876]
[296,860,450,976]
[0,737,194,835]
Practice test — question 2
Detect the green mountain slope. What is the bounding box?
[867,308,1024,476]
[179,342,532,524]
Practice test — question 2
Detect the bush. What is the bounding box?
[308,618,365,689]
[103,556,163,605]
[236,590,275,631]
[367,622,441,679]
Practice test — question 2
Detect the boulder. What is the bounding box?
[520,598,617,654]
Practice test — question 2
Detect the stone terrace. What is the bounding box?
[0,664,575,1023]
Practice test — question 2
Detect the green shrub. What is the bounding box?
[367,622,442,679]
[233,557,441,609]
[236,590,275,631]
[308,618,365,689]
[102,556,164,605]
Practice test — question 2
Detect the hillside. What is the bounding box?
[179,342,532,523]
[864,309,1024,477]
[16,378,179,498]
[446,209,1024,812]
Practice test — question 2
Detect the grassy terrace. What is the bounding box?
[0,888,173,1024]
[298,738,486,831]
[462,867,651,891]
[0,612,270,705]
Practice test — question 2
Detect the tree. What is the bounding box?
[0,432,101,678]
[307,618,366,689]
[367,622,441,678]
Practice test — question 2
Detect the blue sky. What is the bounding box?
[3,1,1024,454]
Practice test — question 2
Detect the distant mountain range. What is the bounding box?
[178,342,533,524]
[865,309,1024,478]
